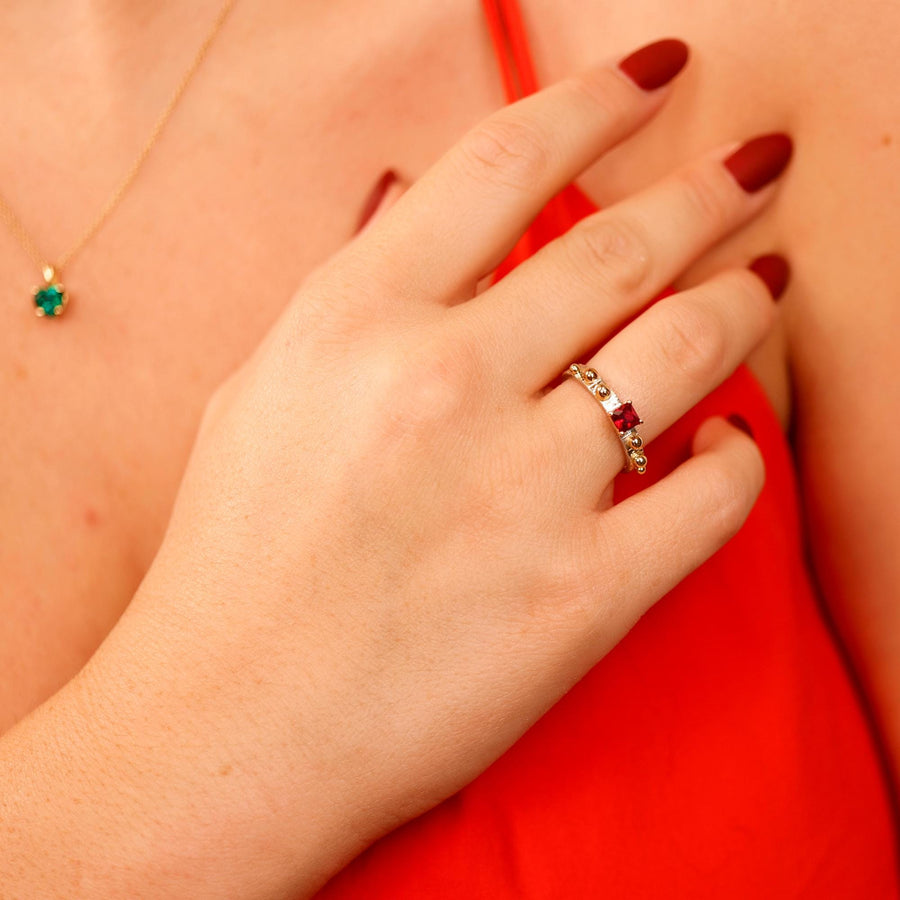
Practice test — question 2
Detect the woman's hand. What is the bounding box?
[3,39,790,899]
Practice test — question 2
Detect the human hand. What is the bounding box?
[77,39,789,897]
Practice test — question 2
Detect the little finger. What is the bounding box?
[559,416,765,657]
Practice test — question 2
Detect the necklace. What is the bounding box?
[0,0,238,319]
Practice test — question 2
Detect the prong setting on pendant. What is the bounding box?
[32,264,68,317]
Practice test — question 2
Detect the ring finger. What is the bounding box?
[539,261,782,489]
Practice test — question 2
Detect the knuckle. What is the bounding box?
[567,215,653,295]
[657,299,728,385]
[376,340,478,438]
[675,163,734,231]
[459,114,553,190]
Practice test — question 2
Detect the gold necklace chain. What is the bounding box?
[0,0,238,318]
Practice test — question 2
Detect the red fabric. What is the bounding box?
[317,2,900,895]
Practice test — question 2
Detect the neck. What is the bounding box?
[1,2,231,90]
[0,0,239,261]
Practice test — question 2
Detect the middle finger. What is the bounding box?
[455,132,792,395]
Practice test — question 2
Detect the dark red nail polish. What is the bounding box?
[748,254,790,300]
[724,133,793,193]
[618,39,689,91]
[728,414,755,439]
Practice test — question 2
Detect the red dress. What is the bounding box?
[318,2,900,894]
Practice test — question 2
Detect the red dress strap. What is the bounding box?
[481,0,540,101]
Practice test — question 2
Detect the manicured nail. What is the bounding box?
[354,169,398,234]
[728,414,755,439]
[724,133,793,193]
[618,39,689,91]
[748,254,790,300]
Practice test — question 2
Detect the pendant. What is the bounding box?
[33,265,68,318]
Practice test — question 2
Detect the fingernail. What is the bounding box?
[354,169,398,234]
[723,133,793,193]
[618,39,689,91]
[728,413,755,439]
[748,253,790,300]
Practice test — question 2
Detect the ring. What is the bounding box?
[564,363,648,475]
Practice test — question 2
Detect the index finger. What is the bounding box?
[356,39,689,303]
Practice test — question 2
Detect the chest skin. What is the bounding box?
[0,0,509,728]
[3,0,889,734]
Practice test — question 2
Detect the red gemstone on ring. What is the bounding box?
[611,402,642,433]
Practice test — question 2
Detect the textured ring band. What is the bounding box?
[564,363,648,475]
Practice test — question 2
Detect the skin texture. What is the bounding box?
[0,1,793,729]
[0,0,508,731]
[0,0,898,888]
[0,52,780,896]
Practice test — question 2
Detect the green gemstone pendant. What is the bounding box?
[33,265,68,318]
